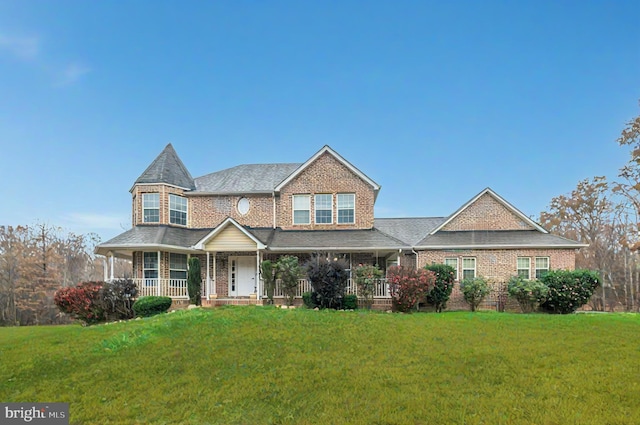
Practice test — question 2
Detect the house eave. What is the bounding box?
[266,246,408,252]
[186,190,274,197]
[413,244,589,250]
[129,182,194,193]
[96,243,200,256]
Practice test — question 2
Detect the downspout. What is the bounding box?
[272,193,277,229]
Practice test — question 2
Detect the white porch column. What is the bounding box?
[397,249,402,267]
[213,253,217,296]
[103,255,108,282]
[206,252,211,298]
[109,253,115,281]
[256,250,261,299]
[157,251,161,296]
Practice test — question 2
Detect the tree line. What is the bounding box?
[539,102,640,311]
[0,223,130,325]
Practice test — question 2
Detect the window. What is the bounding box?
[535,257,549,279]
[169,194,187,225]
[315,194,333,224]
[237,197,250,215]
[462,257,476,280]
[143,193,160,223]
[517,257,531,279]
[337,193,355,224]
[444,258,459,280]
[143,252,158,285]
[170,253,187,280]
[293,195,310,224]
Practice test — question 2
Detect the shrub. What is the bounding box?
[260,260,277,305]
[54,281,105,325]
[539,269,600,314]
[132,296,173,317]
[343,294,358,310]
[354,264,383,309]
[424,264,456,312]
[460,277,490,312]
[305,255,350,309]
[99,278,137,321]
[302,291,319,309]
[507,276,549,313]
[277,256,303,306]
[387,266,435,312]
[187,257,202,306]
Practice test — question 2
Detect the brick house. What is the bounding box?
[95,144,585,309]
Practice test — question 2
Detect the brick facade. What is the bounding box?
[189,194,274,228]
[417,248,576,283]
[277,152,375,230]
[442,193,534,231]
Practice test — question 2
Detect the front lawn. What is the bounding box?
[1,307,638,424]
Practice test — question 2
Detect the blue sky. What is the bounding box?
[0,1,639,243]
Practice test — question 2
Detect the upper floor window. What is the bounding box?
[170,253,188,280]
[462,257,476,280]
[293,195,310,224]
[315,194,333,224]
[337,193,355,224]
[444,258,459,280]
[517,257,531,279]
[143,193,160,223]
[535,257,549,279]
[169,194,187,226]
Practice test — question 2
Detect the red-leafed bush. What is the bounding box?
[54,282,105,325]
[387,266,436,312]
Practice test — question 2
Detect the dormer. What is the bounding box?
[130,144,195,227]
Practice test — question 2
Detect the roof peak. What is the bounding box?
[134,144,195,190]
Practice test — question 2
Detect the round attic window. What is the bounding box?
[237,198,250,215]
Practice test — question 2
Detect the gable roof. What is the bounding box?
[274,145,381,196]
[193,163,301,194]
[429,187,548,235]
[133,143,195,190]
[193,217,266,250]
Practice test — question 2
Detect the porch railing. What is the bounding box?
[265,278,390,298]
[133,278,189,299]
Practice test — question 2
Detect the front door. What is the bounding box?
[228,256,256,296]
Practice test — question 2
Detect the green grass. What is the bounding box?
[1,307,639,424]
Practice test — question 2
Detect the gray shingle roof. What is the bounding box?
[416,230,587,248]
[135,144,195,189]
[194,163,302,193]
[97,226,212,251]
[374,217,446,246]
[267,228,407,251]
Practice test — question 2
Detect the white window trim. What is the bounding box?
[142,193,160,223]
[535,256,550,279]
[169,253,188,280]
[517,257,531,279]
[292,194,311,225]
[314,194,333,225]
[462,257,476,280]
[444,258,459,280]
[169,194,188,226]
[337,193,356,225]
[143,252,159,281]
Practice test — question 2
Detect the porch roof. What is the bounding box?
[415,230,588,249]
[266,228,408,251]
[95,225,211,256]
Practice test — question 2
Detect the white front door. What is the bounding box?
[228,256,256,296]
